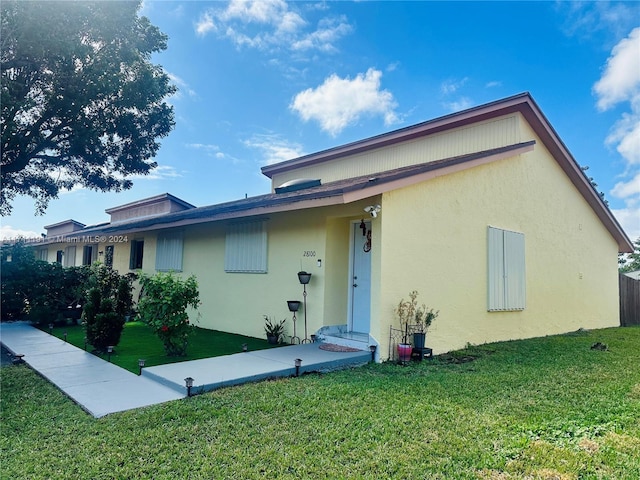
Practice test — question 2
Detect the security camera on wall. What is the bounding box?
[364,205,381,218]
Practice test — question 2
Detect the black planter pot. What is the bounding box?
[413,332,426,350]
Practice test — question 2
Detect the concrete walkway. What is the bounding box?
[0,322,370,418]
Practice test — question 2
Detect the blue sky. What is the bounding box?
[2,1,639,241]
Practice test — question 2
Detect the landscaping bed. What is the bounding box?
[39,321,282,374]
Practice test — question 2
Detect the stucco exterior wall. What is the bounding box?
[166,200,374,340]
[376,125,620,357]
[180,213,324,339]
[271,115,519,189]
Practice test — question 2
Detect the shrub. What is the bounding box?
[136,272,200,356]
[1,241,89,323]
[82,264,135,352]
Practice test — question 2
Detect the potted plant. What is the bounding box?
[395,291,438,362]
[264,315,286,344]
[413,306,439,351]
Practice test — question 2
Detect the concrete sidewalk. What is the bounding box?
[1,322,370,418]
[0,322,184,418]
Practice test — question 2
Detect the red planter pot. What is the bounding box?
[397,343,412,363]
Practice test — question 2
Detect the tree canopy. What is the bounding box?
[619,237,640,273]
[1,1,176,215]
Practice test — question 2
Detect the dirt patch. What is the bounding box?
[437,353,479,364]
[578,438,600,454]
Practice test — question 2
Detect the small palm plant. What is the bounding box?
[264,316,286,344]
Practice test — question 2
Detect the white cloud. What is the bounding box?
[291,15,352,52]
[132,165,182,181]
[0,225,40,241]
[187,143,220,154]
[611,173,640,199]
[612,204,640,241]
[606,109,640,166]
[194,0,351,54]
[290,68,399,136]
[558,2,640,40]
[593,28,640,111]
[441,78,468,95]
[485,80,502,88]
[245,134,305,165]
[195,11,216,37]
[167,73,197,99]
[595,27,640,243]
[443,97,474,113]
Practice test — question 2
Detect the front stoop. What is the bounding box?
[316,325,379,362]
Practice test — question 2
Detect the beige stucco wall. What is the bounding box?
[271,115,519,189]
[375,123,620,358]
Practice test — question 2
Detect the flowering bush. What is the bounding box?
[137,272,200,356]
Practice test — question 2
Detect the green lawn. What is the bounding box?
[2,327,639,479]
[41,322,281,373]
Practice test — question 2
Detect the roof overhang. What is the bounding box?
[53,142,535,239]
[262,92,633,253]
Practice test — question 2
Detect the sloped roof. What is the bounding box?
[59,141,534,237]
[262,92,632,252]
[54,93,631,252]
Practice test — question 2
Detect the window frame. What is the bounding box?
[487,226,526,312]
[224,220,268,273]
[129,239,144,270]
[82,244,98,266]
[155,231,184,272]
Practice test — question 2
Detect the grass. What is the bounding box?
[2,326,640,479]
[40,322,281,374]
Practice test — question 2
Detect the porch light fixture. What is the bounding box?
[297,272,312,343]
[138,359,145,375]
[107,345,114,362]
[185,376,194,397]
[317,259,322,268]
[369,345,377,363]
[287,300,301,344]
[294,358,302,377]
[364,205,381,218]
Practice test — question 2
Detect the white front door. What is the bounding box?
[349,221,372,333]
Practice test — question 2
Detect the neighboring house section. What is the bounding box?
[31,93,632,359]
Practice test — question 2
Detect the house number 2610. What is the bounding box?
[303,251,316,257]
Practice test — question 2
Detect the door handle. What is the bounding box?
[353,283,358,288]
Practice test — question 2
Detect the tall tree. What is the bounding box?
[619,237,640,273]
[1,1,176,215]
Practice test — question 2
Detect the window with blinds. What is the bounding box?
[63,246,76,267]
[487,226,526,311]
[225,220,267,273]
[156,231,184,272]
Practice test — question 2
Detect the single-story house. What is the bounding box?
[32,92,633,360]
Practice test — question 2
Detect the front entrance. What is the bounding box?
[349,221,372,333]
